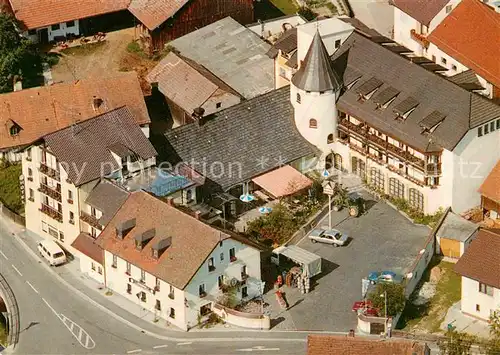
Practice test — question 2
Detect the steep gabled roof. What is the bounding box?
[8,0,130,29]
[292,30,342,92]
[427,0,500,88]
[43,107,157,186]
[85,180,130,226]
[455,229,500,288]
[96,191,259,289]
[164,86,316,190]
[390,0,451,26]
[128,0,190,31]
[0,72,150,151]
[478,160,500,203]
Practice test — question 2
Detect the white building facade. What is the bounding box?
[460,277,500,321]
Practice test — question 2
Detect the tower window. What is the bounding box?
[327,134,334,144]
[296,93,301,104]
[335,39,341,49]
[309,119,317,129]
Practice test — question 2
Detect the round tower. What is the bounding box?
[291,30,342,154]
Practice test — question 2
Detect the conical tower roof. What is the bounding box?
[291,30,342,92]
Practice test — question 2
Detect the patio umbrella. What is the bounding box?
[322,169,330,178]
[258,207,272,214]
[239,194,255,203]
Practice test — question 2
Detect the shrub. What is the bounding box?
[368,283,406,317]
[126,41,142,53]
[297,6,316,21]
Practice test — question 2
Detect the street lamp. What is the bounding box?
[380,291,388,337]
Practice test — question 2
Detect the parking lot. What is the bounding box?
[266,191,430,331]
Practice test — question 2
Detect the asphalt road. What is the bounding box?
[0,217,309,355]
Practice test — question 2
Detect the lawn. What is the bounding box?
[0,163,23,214]
[269,0,298,15]
[399,258,462,333]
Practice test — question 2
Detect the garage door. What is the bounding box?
[440,238,460,258]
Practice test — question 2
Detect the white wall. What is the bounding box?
[425,43,493,98]
[461,277,500,321]
[393,8,423,55]
[202,90,241,117]
[184,238,262,329]
[451,122,500,213]
[291,86,338,156]
[104,251,188,330]
[79,254,105,284]
[297,18,354,63]
[23,20,80,43]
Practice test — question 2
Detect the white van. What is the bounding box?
[38,240,66,266]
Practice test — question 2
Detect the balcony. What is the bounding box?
[39,184,62,202]
[40,204,63,223]
[39,163,60,181]
[426,163,442,176]
[410,29,429,49]
[80,211,102,230]
[387,164,425,187]
[339,119,426,170]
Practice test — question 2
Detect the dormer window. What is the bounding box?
[10,125,20,136]
[135,228,155,251]
[309,119,318,129]
[116,218,136,240]
[151,236,172,260]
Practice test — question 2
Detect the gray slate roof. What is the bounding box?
[332,32,500,152]
[266,28,298,58]
[44,107,157,186]
[292,30,343,93]
[169,17,275,100]
[85,180,130,226]
[436,210,478,242]
[164,86,316,190]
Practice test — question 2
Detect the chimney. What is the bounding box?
[167,198,175,206]
[13,75,22,92]
[194,210,202,220]
[92,96,104,111]
[192,107,206,126]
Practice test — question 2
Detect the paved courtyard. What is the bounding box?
[265,190,430,331]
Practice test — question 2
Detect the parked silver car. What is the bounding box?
[308,228,349,246]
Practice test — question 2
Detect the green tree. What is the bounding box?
[297,6,316,21]
[367,283,406,317]
[246,203,296,244]
[438,329,474,355]
[0,13,42,93]
[483,311,500,355]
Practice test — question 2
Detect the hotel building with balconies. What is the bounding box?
[268,17,500,215]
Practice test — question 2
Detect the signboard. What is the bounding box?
[322,181,335,196]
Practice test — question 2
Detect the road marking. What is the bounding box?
[11,264,22,276]
[26,280,39,293]
[0,250,8,260]
[152,345,168,349]
[42,298,58,316]
[59,314,95,349]
[126,349,142,354]
[177,342,192,346]
[236,346,280,352]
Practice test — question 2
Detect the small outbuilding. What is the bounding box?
[435,209,478,259]
[271,245,322,278]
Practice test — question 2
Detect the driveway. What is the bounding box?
[344,0,394,37]
[266,190,429,331]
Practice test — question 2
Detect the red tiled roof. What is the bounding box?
[427,0,500,88]
[71,232,104,264]
[96,191,258,289]
[479,160,500,203]
[307,335,429,355]
[9,0,131,29]
[454,229,500,288]
[390,0,450,26]
[128,0,190,30]
[0,72,150,150]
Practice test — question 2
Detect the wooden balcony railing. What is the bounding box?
[410,29,430,49]
[339,119,426,170]
[387,165,425,187]
[39,163,60,181]
[80,211,102,230]
[40,204,63,223]
[39,184,62,202]
[425,163,442,176]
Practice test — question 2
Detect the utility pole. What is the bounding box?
[322,181,334,230]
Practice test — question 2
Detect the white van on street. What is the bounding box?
[37,240,66,266]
